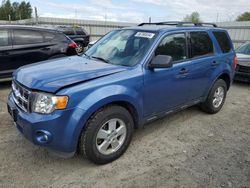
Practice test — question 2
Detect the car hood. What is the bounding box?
[236,53,250,67]
[14,56,128,93]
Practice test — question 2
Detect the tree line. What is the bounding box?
[183,11,250,23]
[0,0,32,21]
[0,0,249,22]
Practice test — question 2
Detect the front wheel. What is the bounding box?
[200,79,227,114]
[79,105,134,164]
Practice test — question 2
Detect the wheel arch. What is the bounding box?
[217,73,231,90]
[204,71,232,100]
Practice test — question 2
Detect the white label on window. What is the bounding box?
[135,32,155,39]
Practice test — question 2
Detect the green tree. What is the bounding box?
[236,12,250,21]
[183,12,202,23]
[0,0,13,20]
[0,0,32,21]
[18,1,32,20]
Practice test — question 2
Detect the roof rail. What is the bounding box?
[138,21,217,27]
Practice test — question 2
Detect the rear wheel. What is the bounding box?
[76,42,85,54]
[200,79,227,114]
[79,105,134,164]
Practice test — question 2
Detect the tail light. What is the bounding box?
[233,55,237,69]
[68,41,77,49]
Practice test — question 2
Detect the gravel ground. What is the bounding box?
[0,82,249,188]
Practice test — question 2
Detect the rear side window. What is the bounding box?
[13,30,43,45]
[156,33,187,62]
[213,31,232,53]
[190,32,213,58]
[75,28,86,35]
[0,29,9,46]
[61,28,75,35]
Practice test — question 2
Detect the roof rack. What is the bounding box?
[138,21,217,28]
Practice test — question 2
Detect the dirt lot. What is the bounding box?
[0,82,249,188]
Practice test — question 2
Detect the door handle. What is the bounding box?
[179,68,189,75]
[211,61,219,67]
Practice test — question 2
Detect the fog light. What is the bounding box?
[35,130,52,144]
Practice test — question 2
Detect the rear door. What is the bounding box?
[0,28,13,78]
[10,29,50,69]
[185,31,216,101]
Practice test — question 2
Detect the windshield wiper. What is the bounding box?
[91,56,110,64]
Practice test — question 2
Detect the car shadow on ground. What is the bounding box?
[233,80,250,86]
[0,81,12,89]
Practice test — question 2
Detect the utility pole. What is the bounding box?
[216,13,219,23]
[104,8,107,33]
[35,7,38,24]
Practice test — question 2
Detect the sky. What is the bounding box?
[15,0,250,23]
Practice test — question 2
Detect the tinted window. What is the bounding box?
[61,28,75,35]
[0,30,9,46]
[43,32,55,42]
[13,30,44,45]
[190,32,213,58]
[75,28,86,35]
[213,31,231,53]
[156,33,187,62]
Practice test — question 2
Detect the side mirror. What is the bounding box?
[148,55,173,69]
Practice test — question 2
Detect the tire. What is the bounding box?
[79,105,134,164]
[75,42,84,54]
[200,79,227,114]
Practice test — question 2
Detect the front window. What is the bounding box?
[155,33,187,62]
[85,30,157,67]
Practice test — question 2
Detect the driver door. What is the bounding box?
[143,32,192,117]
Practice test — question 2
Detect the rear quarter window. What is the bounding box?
[213,31,232,53]
[190,31,214,58]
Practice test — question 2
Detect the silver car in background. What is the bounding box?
[235,42,250,82]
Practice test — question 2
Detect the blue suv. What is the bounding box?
[7,22,236,164]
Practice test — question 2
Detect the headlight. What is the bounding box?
[32,93,68,114]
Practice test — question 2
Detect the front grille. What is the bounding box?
[237,65,250,73]
[12,80,31,113]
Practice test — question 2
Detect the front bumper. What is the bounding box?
[234,71,250,83]
[7,92,86,155]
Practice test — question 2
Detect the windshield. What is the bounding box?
[235,42,250,55]
[85,30,157,66]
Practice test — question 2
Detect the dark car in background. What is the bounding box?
[0,25,77,81]
[235,42,250,82]
[56,26,90,54]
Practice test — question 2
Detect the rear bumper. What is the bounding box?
[7,92,87,156]
[234,71,250,82]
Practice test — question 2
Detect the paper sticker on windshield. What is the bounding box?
[135,32,155,39]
